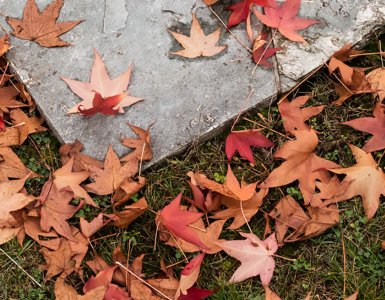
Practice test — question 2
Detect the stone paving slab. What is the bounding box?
[0,0,384,166]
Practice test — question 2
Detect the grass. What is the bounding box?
[1,41,385,300]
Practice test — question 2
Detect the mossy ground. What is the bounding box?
[1,40,385,300]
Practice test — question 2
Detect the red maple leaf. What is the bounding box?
[227,0,278,28]
[343,103,385,152]
[226,129,274,163]
[78,92,125,116]
[252,32,281,68]
[158,193,207,249]
[0,115,5,132]
[253,0,318,43]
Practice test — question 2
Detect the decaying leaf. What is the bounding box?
[326,145,385,219]
[253,0,318,43]
[62,49,143,114]
[7,0,83,47]
[278,95,324,134]
[226,129,274,164]
[218,232,277,285]
[168,13,226,58]
[10,108,47,143]
[343,103,385,153]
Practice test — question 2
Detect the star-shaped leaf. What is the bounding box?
[218,232,277,284]
[325,145,385,219]
[343,103,385,153]
[226,129,274,164]
[157,193,206,249]
[253,0,318,43]
[10,108,47,143]
[121,123,153,162]
[252,32,281,68]
[7,0,83,47]
[62,49,143,114]
[168,13,226,58]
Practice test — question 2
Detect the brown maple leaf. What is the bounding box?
[0,227,22,245]
[7,0,83,47]
[325,145,385,219]
[0,34,10,56]
[168,13,226,58]
[213,188,268,229]
[0,85,25,114]
[24,216,61,250]
[259,129,339,203]
[0,176,35,227]
[55,278,107,300]
[0,128,20,148]
[0,146,37,182]
[53,156,96,207]
[311,175,350,207]
[111,197,148,228]
[121,123,153,162]
[366,67,385,101]
[59,140,103,172]
[278,95,324,134]
[10,108,47,143]
[85,145,138,196]
[40,181,82,241]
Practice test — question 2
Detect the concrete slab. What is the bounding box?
[0,0,384,166]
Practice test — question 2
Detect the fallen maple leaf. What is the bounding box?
[24,216,61,250]
[343,103,385,152]
[77,92,126,116]
[252,32,281,68]
[176,253,205,298]
[121,123,153,162]
[55,279,106,299]
[213,188,268,229]
[325,145,385,219]
[226,129,274,164]
[111,197,149,228]
[40,182,82,241]
[85,145,138,196]
[0,147,37,182]
[218,232,277,284]
[259,129,339,204]
[53,156,96,207]
[0,115,5,132]
[0,34,10,56]
[168,13,226,58]
[80,213,112,238]
[178,288,214,300]
[367,68,385,101]
[0,227,22,245]
[0,85,23,114]
[0,176,34,227]
[162,218,225,254]
[7,0,83,47]
[157,193,206,249]
[186,181,221,213]
[227,0,278,28]
[10,108,47,143]
[253,0,318,43]
[62,49,143,114]
[203,0,219,5]
[278,95,324,134]
[311,175,350,207]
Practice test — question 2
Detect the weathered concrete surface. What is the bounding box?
[0,0,384,166]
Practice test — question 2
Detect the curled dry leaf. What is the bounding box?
[0,227,21,245]
[253,0,318,43]
[326,145,385,219]
[186,181,221,213]
[0,85,25,114]
[343,103,385,153]
[168,13,226,58]
[252,32,281,68]
[7,0,83,47]
[111,197,149,228]
[278,95,324,134]
[62,49,143,114]
[0,147,38,182]
[121,122,153,162]
[218,232,277,285]
[175,253,205,298]
[225,129,274,164]
[80,213,112,238]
